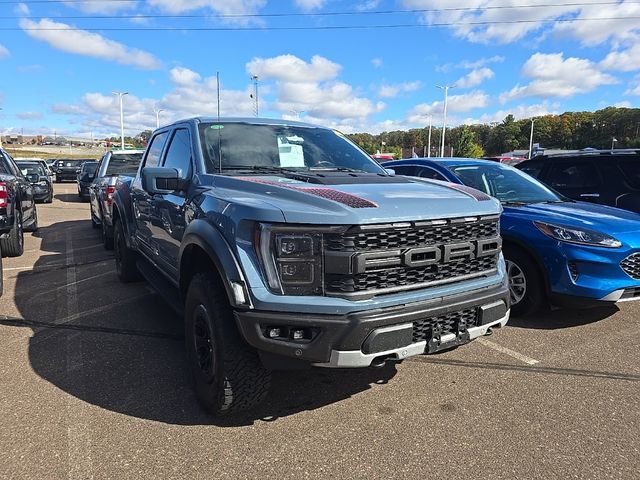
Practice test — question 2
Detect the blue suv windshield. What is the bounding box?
[199,122,385,174]
[450,163,561,204]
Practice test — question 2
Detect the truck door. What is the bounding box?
[148,128,193,277]
[545,159,605,205]
[131,131,169,258]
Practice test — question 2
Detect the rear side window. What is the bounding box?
[144,132,169,168]
[162,129,192,177]
[518,161,544,179]
[618,160,640,189]
[0,153,9,174]
[548,160,600,188]
[417,167,447,181]
[105,153,143,176]
[390,166,418,176]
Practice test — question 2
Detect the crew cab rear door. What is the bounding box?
[148,127,193,277]
[544,158,605,204]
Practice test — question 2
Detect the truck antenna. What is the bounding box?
[217,71,222,174]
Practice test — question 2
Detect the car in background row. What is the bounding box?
[15,158,56,183]
[384,158,640,315]
[16,161,54,203]
[516,149,640,214]
[0,147,38,258]
[90,149,144,249]
[52,158,94,182]
[77,161,98,201]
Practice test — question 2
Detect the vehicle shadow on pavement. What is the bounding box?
[508,305,619,329]
[54,192,84,203]
[9,219,398,427]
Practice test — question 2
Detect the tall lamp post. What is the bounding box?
[154,108,164,129]
[250,75,259,117]
[528,118,536,159]
[112,91,128,149]
[436,84,455,157]
[427,114,432,158]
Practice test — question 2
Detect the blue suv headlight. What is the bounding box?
[534,221,622,248]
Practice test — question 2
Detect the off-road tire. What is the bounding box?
[504,245,545,316]
[114,220,141,283]
[101,209,114,250]
[1,211,24,257]
[24,208,38,232]
[185,273,271,416]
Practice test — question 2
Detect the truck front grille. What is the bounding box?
[621,253,640,280]
[324,216,501,299]
[412,308,478,343]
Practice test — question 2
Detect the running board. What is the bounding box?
[136,258,184,316]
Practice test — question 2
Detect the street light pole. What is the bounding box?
[250,75,259,117]
[154,108,164,129]
[112,91,128,149]
[528,118,536,159]
[436,84,455,157]
[427,115,432,158]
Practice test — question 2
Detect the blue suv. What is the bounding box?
[384,158,640,315]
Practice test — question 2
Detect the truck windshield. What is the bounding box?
[199,122,385,174]
[450,163,562,204]
[105,153,143,176]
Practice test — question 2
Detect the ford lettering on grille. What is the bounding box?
[324,216,501,299]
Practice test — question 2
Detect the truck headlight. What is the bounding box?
[257,224,324,296]
[534,221,622,248]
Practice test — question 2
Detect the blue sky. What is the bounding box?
[0,0,639,139]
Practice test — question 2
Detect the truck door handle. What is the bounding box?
[580,193,600,198]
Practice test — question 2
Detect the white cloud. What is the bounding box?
[600,38,640,72]
[247,54,382,121]
[169,67,202,86]
[462,101,561,124]
[148,0,266,23]
[16,111,43,120]
[0,44,9,59]
[247,54,341,82]
[500,52,618,103]
[378,81,421,98]
[294,0,327,11]
[459,56,505,69]
[14,3,29,15]
[371,57,383,69]
[625,74,640,96]
[407,90,490,123]
[357,0,381,11]
[20,19,161,70]
[613,100,632,108]
[455,67,494,88]
[67,0,138,14]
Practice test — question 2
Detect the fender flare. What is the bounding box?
[179,219,248,307]
[501,235,551,296]
[111,191,136,249]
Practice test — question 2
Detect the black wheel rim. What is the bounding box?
[193,304,216,382]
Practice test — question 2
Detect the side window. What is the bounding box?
[144,132,169,168]
[518,161,544,179]
[390,166,418,176]
[548,160,600,188]
[618,160,640,189]
[0,153,8,174]
[162,129,192,177]
[416,167,447,181]
[4,153,21,177]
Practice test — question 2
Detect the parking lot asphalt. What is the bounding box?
[1,183,639,479]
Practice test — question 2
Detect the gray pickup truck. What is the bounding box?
[112,118,510,415]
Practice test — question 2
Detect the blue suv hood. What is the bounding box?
[504,201,640,235]
[210,174,502,224]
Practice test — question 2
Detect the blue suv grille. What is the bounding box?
[621,253,640,280]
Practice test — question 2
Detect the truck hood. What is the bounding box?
[208,173,501,224]
[503,201,640,236]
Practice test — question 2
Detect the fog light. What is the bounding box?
[267,327,282,338]
[291,329,305,340]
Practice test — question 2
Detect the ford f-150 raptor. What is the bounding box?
[112,118,510,415]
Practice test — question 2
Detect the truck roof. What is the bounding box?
[166,116,327,130]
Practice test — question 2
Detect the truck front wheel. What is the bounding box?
[114,220,141,282]
[185,273,271,416]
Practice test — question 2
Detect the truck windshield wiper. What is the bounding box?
[220,165,302,174]
[308,166,365,173]
[501,200,529,206]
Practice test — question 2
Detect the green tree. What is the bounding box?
[456,126,485,158]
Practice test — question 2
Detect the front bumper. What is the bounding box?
[33,187,51,201]
[235,282,510,368]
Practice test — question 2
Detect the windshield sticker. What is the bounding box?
[209,125,224,130]
[277,136,305,167]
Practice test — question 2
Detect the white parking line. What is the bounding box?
[477,338,540,365]
[64,231,94,480]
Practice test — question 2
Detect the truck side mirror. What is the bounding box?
[384,168,396,176]
[142,167,188,194]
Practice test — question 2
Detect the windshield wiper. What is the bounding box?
[309,166,366,173]
[501,200,529,206]
[220,165,302,174]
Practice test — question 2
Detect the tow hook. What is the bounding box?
[484,327,493,337]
